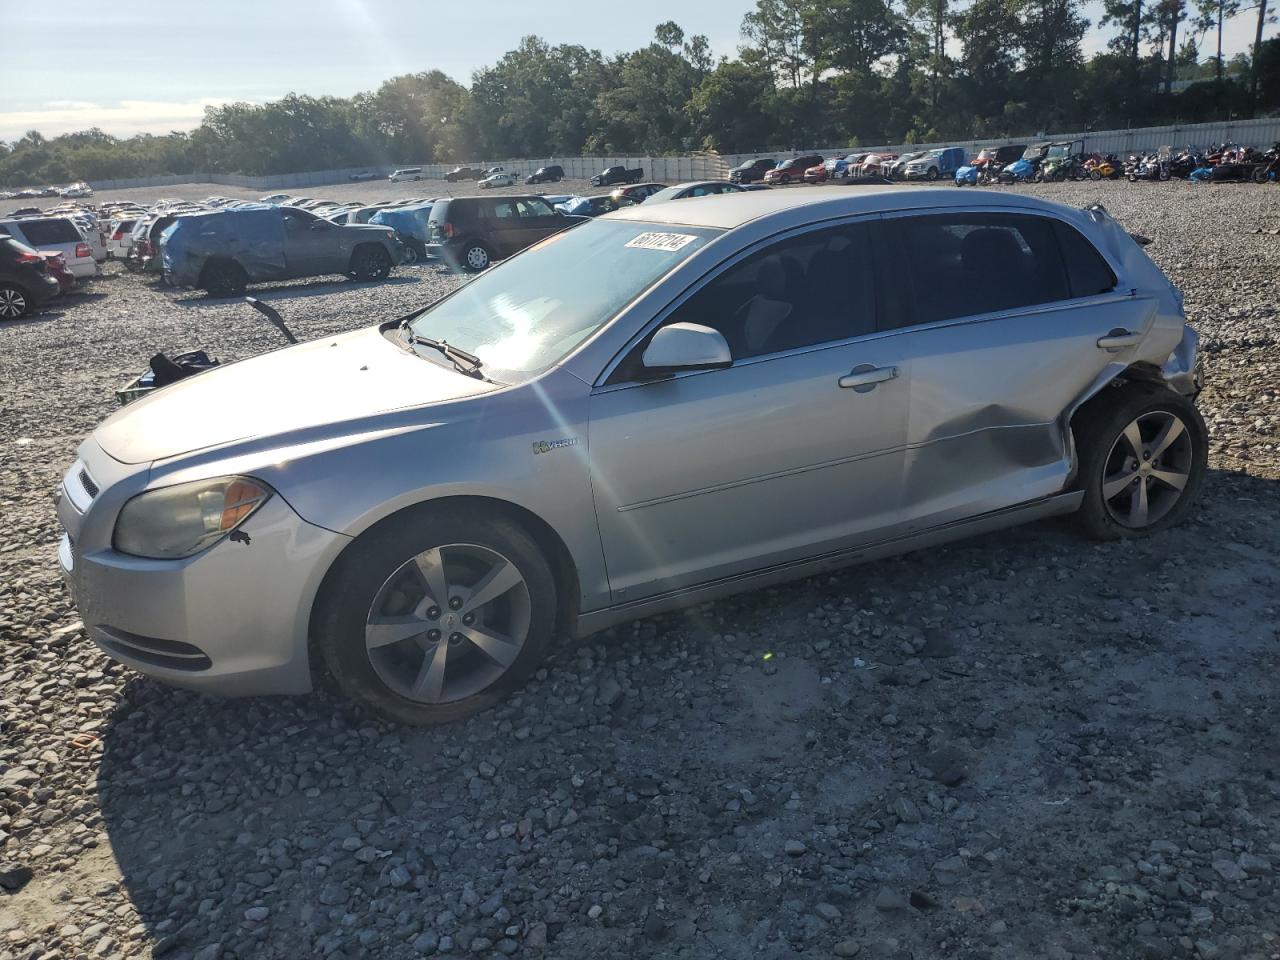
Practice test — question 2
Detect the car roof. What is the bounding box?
[603,184,1068,230]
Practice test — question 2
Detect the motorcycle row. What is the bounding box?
[954,140,1280,186]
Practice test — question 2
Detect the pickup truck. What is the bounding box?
[590,165,644,187]
[161,206,403,296]
[902,146,967,181]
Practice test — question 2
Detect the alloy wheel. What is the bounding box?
[0,287,27,319]
[1101,411,1194,529]
[365,543,532,704]
[465,246,489,270]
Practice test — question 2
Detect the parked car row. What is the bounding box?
[0,199,109,315]
[0,181,93,201]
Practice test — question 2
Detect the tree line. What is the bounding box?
[2,0,1278,186]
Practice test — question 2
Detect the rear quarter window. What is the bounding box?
[18,219,82,245]
[1054,222,1118,297]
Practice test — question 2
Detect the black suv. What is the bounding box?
[525,165,565,184]
[425,196,586,271]
[0,235,61,319]
[445,166,482,182]
[728,158,778,183]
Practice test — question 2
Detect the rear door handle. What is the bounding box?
[839,364,898,392]
[1097,328,1144,351]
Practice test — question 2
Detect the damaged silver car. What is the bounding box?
[56,187,1206,725]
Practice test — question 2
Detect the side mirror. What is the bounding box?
[642,323,732,373]
[310,220,331,230]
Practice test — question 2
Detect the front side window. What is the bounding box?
[408,220,718,381]
[888,212,1069,328]
[658,223,877,362]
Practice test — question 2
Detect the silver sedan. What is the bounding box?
[57,187,1206,725]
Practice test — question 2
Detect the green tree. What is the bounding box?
[687,59,778,150]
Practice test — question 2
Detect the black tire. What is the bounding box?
[314,505,558,725]
[0,283,31,319]
[401,244,419,265]
[201,259,247,298]
[1073,382,1207,540]
[349,244,392,281]
[926,167,940,181]
[461,242,492,272]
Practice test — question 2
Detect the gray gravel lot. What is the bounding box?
[1,181,1278,960]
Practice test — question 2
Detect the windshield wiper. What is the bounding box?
[405,331,485,378]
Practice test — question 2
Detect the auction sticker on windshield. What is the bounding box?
[625,232,699,251]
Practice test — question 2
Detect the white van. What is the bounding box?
[389,168,423,182]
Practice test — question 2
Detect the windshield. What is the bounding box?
[409,219,719,381]
[1047,144,1071,158]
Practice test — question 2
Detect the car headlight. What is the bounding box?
[113,477,272,559]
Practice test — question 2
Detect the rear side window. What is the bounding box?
[18,219,82,245]
[887,212,1069,328]
[1053,222,1117,297]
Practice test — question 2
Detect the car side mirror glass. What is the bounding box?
[641,323,732,373]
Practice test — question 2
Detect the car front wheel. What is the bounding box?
[315,506,558,725]
[0,284,31,319]
[1075,384,1207,539]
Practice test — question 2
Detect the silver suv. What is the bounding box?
[56,187,1204,725]
[161,206,403,296]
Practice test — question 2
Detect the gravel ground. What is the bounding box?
[1,181,1278,960]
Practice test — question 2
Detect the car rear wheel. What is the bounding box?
[315,506,558,725]
[1074,384,1207,540]
[0,284,30,319]
[401,245,419,265]
[462,243,491,272]
[201,259,247,298]
[350,245,392,281]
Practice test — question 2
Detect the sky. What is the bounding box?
[0,0,1272,142]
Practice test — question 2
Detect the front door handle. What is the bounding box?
[1097,328,1144,351]
[839,364,898,392]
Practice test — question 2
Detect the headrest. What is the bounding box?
[961,228,1023,272]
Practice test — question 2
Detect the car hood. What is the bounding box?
[94,326,496,464]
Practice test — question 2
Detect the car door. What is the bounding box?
[483,200,523,258]
[280,208,337,276]
[587,220,909,604]
[512,198,563,250]
[879,209,1157,532]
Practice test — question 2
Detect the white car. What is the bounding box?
[478,171,518,189]
[389,168,424,182]
[260,194,293,204]
[60,182,94,198]
[107,217,140,258]
[0,216,99,278]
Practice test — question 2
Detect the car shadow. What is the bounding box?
[92,467,1279,956]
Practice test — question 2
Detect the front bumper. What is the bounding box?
[57,454,350,697]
